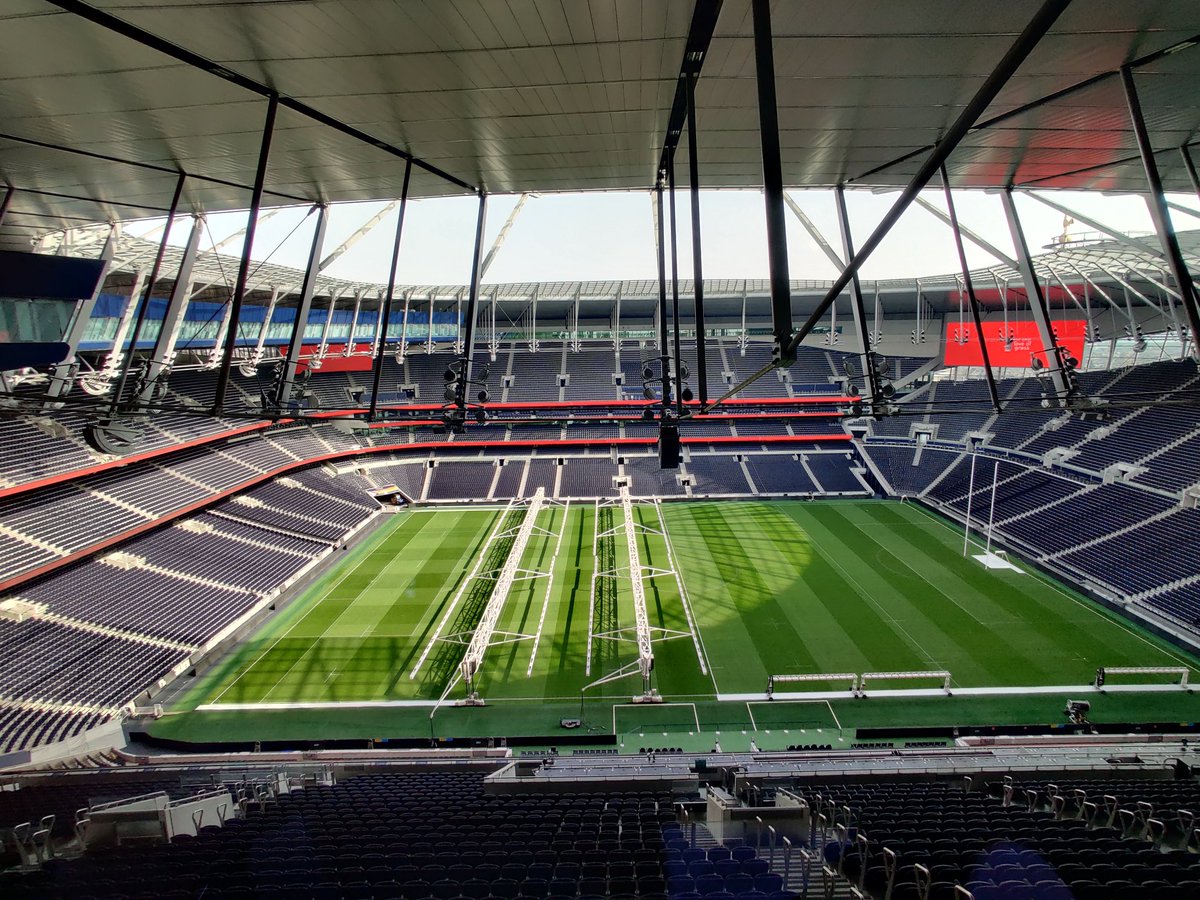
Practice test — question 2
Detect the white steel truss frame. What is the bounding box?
[410,488,568,710]
[585,487,703,701]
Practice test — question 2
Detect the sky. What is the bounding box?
[123,188,1200,289]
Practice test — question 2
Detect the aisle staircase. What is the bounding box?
[679,793,860,898]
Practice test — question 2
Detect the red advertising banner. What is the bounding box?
[297,343,375,372]
[943,320,1087,368]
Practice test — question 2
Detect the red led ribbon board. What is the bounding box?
[944,320,1087,368]
[297,343,375,372]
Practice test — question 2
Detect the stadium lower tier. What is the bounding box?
[3,453,1200,758]
[5,761,1200,900]
[0,447,865,756]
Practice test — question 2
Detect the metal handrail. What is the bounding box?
[166,787,230,809]
[87,791,169,814]
[854,832,870,890]
[796,845,814,899]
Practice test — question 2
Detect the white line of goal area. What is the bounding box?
[611,702,702,736]
[744,699,843,738]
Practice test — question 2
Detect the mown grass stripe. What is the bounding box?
[796,504,1008,683]
[668,502,822,692]
[734,503,925,677]
[726,503,925,679]
[859,503,1151,669]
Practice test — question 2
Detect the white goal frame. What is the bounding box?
[859,670,952,695]
[1096,666,1190,688]
[767,673,859,697]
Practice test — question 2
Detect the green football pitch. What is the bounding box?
[155,500,1200,749]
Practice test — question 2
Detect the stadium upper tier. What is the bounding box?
[34,226,1200,364]
[2,1,1200,249]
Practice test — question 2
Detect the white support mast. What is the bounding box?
[318,201,399,273]
[622,486,655,685]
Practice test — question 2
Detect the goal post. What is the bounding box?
[859,671,952,695]
[767,673,858,697]
[1095,666,1190,688]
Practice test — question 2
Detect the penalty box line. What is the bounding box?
[612,702,701,736]
[745,699,842,737]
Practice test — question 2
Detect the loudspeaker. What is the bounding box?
[658,422,680,469]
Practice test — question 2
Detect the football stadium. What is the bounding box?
[2,1,1200,898]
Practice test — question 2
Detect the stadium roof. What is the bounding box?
[2,1,1199,251]
[46,220,1200,323]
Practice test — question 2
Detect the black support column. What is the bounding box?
[274,205,329,413]
[369,160,413,421]
[1121,67,1200,358]
[110,172,186,415]
[214,93,278,416]
[667,155,684,415]
[833,185,879,404]
[751,0,793,359]
[457,193,489,413]
[940,166,1001,411]
[686,71,708,405]
[655,182,672,409]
